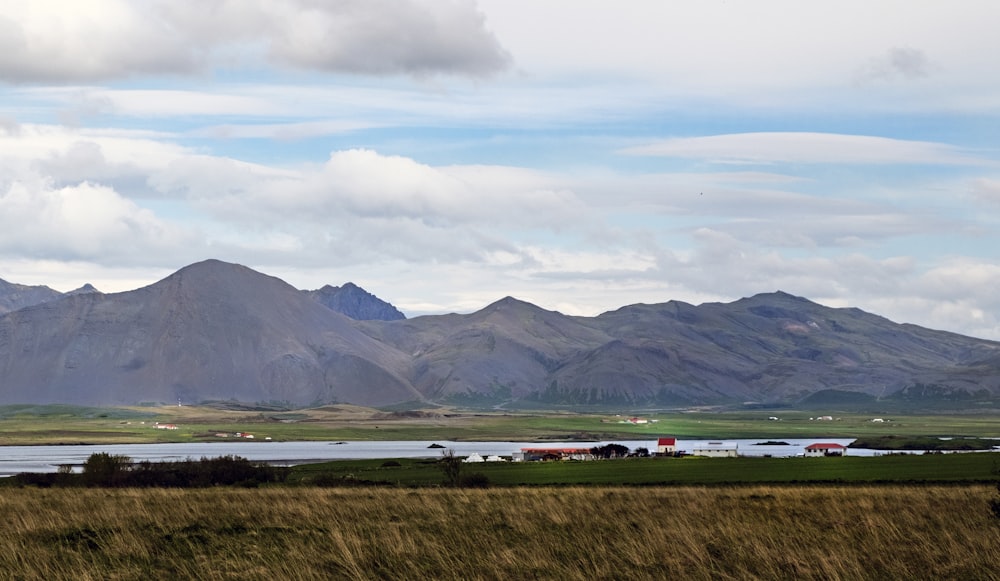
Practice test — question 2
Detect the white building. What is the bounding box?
[691,442,738,458]
[804,443,846,457]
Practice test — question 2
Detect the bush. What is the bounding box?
[56,454,287,488]
[82,453,133,487]
[438,450,462,487]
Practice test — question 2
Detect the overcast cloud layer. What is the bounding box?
[2,1,1000,340]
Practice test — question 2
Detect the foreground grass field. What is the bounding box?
[1,404,999,445]
[0,485,997,580]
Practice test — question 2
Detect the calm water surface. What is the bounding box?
[0,437,906,476]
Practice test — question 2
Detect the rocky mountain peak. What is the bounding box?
[305,281,405,321]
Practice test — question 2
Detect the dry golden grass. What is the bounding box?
[0,485,998,580]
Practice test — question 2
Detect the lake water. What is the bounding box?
[0,437,930,476]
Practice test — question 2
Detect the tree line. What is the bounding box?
[11,453,287,488]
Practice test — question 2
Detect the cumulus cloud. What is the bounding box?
[260,0,511,76]
[0,176,200,264]
[0,0,510,82]
[0,1,199,82]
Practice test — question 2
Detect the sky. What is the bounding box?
[2,1,1000,339]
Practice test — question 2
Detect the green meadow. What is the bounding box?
[1,404,998,445]
[288,452,1000,487]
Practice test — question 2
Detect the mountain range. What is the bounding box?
[1,259,998,409]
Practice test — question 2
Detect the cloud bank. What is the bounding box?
[0,0,510,82]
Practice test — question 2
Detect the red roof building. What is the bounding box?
[656,437,677,455]
[805,443,847,457]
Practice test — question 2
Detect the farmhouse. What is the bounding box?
[691,442,738,458]
[804,443,847,457]
[656,437,677,455]
[512,448,595,462]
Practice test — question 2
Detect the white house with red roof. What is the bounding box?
[804,443,847,457]
[656,437,677,455]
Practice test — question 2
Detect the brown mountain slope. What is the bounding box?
[549,291,1000,406]
[361,297,612,402]
[0,278,64,315]
[0,260,418,406]
[2,262,999,409]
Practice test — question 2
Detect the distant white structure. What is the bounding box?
[871,418,885,423]
[462,453,485,463]
[692,442,738,458]
[485,455,506,462]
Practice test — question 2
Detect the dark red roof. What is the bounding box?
[805,443,846,450]
[657,437,676,446]
[520,448,593,454]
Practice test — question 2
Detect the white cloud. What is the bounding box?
[0,177,200,264]
[179,149,587,231]
[261,0,510,76]
[0,0,510,82]
[622,132,990,166]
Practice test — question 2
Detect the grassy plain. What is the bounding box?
[1,404,999,445]
[288,453,1000,487]
[0,485,997,580]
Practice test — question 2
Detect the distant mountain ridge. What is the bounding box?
[304,283,405,321]
[0,278,65,315]
[0,273,400,322]
[1,260,999,409]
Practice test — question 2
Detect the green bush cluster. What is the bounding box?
[13,453,288,488]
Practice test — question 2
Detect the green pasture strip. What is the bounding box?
[288,452,1000,487]
[1,405,999,446]
[649,411,1000,439]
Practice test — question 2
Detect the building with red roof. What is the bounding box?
[805,443,847,457]
[656,437,677,455]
